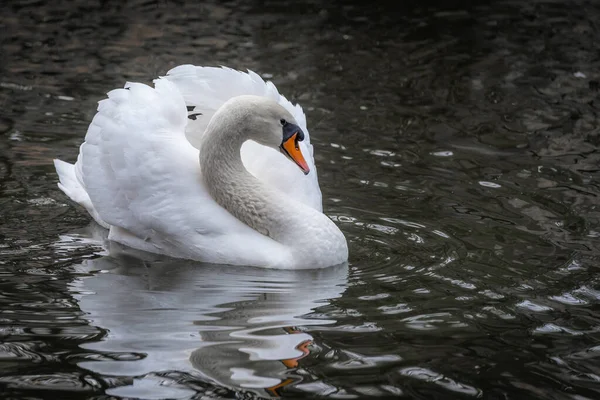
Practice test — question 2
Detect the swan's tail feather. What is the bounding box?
[54,158,110,229]
[54,159,84,202]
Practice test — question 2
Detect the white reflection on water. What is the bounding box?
[64,227,348,398]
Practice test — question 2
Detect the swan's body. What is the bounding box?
[54,65,347,269]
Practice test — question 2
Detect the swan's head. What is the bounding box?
[219,95,310,175]
[278,118,309,175]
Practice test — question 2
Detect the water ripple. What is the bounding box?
[0,373,103,392]
[396,367,482,397]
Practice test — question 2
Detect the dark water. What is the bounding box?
[1,0,600,398]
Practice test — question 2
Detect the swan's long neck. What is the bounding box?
[198,101,348,269]
[199,120,293,242]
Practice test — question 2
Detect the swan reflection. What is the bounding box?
[66,235,348,398]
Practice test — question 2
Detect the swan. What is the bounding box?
[54,65,348,269]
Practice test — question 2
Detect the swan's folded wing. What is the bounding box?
[77,79,252,244]
[165,65,322,211]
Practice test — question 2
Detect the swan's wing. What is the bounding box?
[164,65,322,211]
[76,79,284,263]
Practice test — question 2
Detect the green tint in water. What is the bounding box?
[1,0,599,398]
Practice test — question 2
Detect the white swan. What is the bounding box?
[54,65,348,269]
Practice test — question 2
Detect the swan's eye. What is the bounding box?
[280,119,287,126]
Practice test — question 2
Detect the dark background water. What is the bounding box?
[1,0,600,398]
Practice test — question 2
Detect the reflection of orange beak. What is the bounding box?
[264,326,311,397]
[280,132,310,175]
[265,378,296,397]
[281,339,312,368]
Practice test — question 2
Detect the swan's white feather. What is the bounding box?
[54,158,109,229]
[61,78,292,267]
[165,65,321,211]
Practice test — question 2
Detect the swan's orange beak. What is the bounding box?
[280,132,310,175]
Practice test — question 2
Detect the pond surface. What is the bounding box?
[1,0,600,398]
